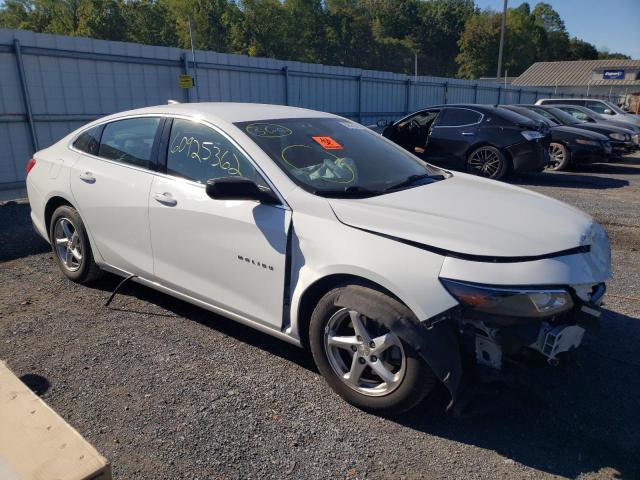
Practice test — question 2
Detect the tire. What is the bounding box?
[466,145,509,180]
[309,285,437,415]
[548,142,570,171]
[49,205,102,283]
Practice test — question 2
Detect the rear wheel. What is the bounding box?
[548,142,570,171]
[49,205,102,283]
[309,285,437,415]
[466,145,509,180]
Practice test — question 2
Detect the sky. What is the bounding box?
[475,0,640,59]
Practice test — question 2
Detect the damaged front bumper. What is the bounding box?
[409,281,607,414]
[461,282,605,370]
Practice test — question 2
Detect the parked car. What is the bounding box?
[535,98,640,126]
[551,104,640,149]
[26,103,611,415]
[502,105,611,171]
[522,105,636,157]
[378,105,550,180]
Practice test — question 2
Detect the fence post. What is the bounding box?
[473,84,478,103]
[405,78,411,114]
[282,66,289,106]
[497,85,501,104]
[443,82,448,104]
[13,39,39,152]
[181,53,190,103]
[518,89,522,103]
[357,75,362,123]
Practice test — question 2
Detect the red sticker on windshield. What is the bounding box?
[312,136,343,150]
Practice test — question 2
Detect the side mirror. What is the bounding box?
[377,119,389,128]
[205,177,279,204]
[603,109,613,115]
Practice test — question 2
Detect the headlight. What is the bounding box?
[609,132,626,141]
[633,134,640,145]
[440,279,574,318]
[575,138,598,146]
[521,130,544,141]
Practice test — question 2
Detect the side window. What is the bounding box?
[586,101,606,114]
[98,117,160,169]
[167,118,261,184]
[73,125,102,156]
[437,108,482,127]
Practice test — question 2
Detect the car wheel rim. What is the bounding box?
[324,308,406,397]
[548,144,565,169]
[53,217,83,272]
[468,148,501,178]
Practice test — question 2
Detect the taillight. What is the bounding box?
[26,158,36,175]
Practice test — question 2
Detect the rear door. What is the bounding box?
[148,117,290,329]
[427,107,483,168]
[70,116,162,277]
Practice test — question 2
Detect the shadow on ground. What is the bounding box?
[3,179,640,479]
[0,202,49,262]
[513,171,629,189]
[97,274,640,479]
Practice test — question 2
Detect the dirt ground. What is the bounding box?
[1,154,639,480]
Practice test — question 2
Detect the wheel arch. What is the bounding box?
[44,195,76,238]
[464,142,513,173]
[293,273,403,349]
[43,194,103,264]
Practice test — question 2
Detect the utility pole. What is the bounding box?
[496,0,508,80]
[188,15,200,102]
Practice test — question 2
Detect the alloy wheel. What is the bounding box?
[468,147,502,178]
[324,308,406,397]
[53,217,83,272]
[548,143,566,170]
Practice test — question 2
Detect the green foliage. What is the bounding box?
[0,0,625,78]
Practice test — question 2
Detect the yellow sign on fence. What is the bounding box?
[178,74,194,89]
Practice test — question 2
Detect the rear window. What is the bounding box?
[494,107,535,125]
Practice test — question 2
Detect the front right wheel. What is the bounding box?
[309,285,437,415]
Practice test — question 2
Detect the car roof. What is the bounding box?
[98,102,337,124]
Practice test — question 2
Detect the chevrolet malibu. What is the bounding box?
[26,103,612,415]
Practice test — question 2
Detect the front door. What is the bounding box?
[70,117,162,277]
[428,107,483,170]
[148,117,290,329]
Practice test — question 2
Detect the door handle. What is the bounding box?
[461,132,475,136]
[153,192,177,207]
[79,171,95,183]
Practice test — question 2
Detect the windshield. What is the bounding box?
[507,107,554,126]
[544,107,583,125]
[235,117,441,196]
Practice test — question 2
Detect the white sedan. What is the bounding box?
[26,103,611,414]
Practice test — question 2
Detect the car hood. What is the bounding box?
[328,174,595,258]
[553,125,608,140]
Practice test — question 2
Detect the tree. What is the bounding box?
[456,10,501,79]
[124,0,178,47]
[567,37,598,60]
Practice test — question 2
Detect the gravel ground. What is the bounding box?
[1,154,639,480]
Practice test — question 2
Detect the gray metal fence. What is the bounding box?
[0,28,613,190]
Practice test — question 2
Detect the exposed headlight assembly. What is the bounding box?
[609,132,626,141]
[575,138,599,146]
[440,279,574,318]
[521,130,545,141]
